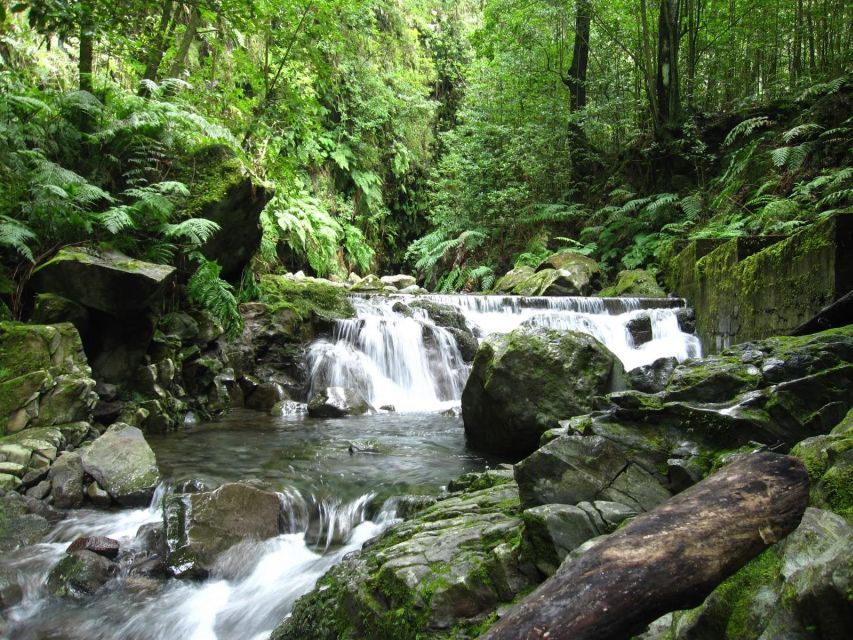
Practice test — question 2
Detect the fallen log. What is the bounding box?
[480,452,809,640]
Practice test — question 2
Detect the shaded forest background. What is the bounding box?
[1,0,851,321]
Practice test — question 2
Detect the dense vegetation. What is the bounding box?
[1,0,851,320]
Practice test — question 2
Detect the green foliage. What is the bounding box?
[186,253,242,337]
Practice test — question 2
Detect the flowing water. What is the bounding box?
[1,294,700,640]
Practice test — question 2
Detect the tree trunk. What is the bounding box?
[655,0,681,132]
[140,0,176,93]
[167,6,201,78]
[480,452,809,640]
[79,2,94,93]
[564,0,591,111]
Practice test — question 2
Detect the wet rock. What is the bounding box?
[245,381,286,412]
[393,495,439,519]
[307,387,369,418]
[410,300,471,333]
[48,450,85,508]
[626,313,653,346]
[86,481,112,508]
[462,327,624,458]
[676,307,696,333]
[599,269,666,298]
[164,483,284,578]
[629,357,678,393]
[521,504,601,576]
[0,569,22,609]
[46,549,118,599]
[67,536,120,559]
[31,293,90,334]
[272,475,535,640]
[0,494,51,551]
[446,326,478,362]
[81,423,160,506]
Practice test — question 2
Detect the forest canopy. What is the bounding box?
[1,0,851,317]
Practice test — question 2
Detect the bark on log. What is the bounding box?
[480,452,809,640]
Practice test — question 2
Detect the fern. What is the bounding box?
[160,218,221,246]
[782,123,823,144]
[0,216,36,261]
[186,253,242,337]
[723,117,772,147]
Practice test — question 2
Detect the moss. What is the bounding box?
[599,269,666,298]
[258,275,355,321]
[174,145,247,219]
[712,546,784,639]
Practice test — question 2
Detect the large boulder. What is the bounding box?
[514,434,671,511]
[599,269,667,298]
[273,472,536,640]
[81,424,160,506]
[0,322,96,435]
[535,252,602,295]
[381,274,417,290]
[30,246,174,315]
[177,145,273,279]
[307,387,369,418]
[462,327,625,457]
[494,266,541,296]
[48,450,85,509]
[164,482,284,578]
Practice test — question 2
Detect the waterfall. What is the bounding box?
[307,294,702,412]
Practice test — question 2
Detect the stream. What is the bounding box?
[1,294,700,640]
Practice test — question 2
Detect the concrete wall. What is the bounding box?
[666,214,852,353]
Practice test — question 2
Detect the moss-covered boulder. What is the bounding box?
[791,410,853,522]
[536,252,602,295]
[494,266,540,296]
[410,299,478,359]
[462,327,624,457]
[662,508,852,640]
[30,246,175,315]
[350,274,386,293]
[164,483,284,579]
[599,269,667,298]
[176,144,273,279]
[257,275,354,323]
[31,293,90,334]
[272,472,536,640]
[81,424,160,506]
[46,549,118,599]
[0,322,96,435]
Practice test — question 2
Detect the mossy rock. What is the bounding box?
[81,424,160,507]
[258,275,355,322]
[30,246,175,314]
[272,474,535,640]
[599,269,667,298]
[791,411,853,522]
[462,327,625,458]
[535,252,602,295]
[174,145,273,279]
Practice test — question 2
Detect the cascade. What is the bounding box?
[308,294,701,411]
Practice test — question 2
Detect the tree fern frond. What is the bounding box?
[187,253,242,337]
[99,206,135,234]
[724,116,772,147]
[0,216,36,261]
[160,218,221,246]
[782,123,822,144]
